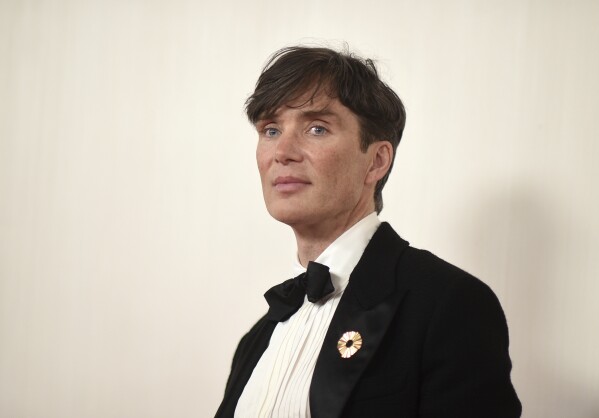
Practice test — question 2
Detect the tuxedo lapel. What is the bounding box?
[215,316,277,417]
[310,223,410,418]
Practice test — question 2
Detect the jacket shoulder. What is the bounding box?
[398,245,499,304]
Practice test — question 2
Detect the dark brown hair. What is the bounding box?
[245,46,406,213]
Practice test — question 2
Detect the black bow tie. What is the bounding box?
[264,261,334,322]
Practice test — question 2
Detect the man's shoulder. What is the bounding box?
[377,223,497,302]
[395,243,503,316]
[400,244,478,284]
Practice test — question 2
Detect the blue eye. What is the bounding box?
[264,127,280,137]
[309,126,327,136]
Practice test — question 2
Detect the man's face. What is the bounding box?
[255,92,378,232]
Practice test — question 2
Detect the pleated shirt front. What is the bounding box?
[235,213,380,418]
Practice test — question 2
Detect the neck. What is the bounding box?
[293,209,375,267]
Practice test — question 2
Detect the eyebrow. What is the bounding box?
[255,105,340,125]
[297,109,340,122]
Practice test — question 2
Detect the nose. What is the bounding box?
[274,130,302,164]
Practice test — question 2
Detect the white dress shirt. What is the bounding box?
[235,213,381,418]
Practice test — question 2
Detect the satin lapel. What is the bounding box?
[215,317,277,418]
[310,223,410,418]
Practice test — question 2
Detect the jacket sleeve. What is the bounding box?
[419,276,522,418]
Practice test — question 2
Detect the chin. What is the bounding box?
[266,203,311,227]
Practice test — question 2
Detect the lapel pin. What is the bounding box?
[337,331,362,358]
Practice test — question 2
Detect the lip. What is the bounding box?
[273,176,310,192]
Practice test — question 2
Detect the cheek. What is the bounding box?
[320,149,360,178]
[256,146,270,178]
[324,151,369,193]
[315,154,355,195]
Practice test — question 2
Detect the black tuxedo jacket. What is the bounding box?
[216,223,521,417]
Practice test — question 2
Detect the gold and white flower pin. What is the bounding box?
[337,331,363,358]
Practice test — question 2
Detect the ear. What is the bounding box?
[364,141,393,186]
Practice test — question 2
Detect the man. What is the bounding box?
[216,46,521,418]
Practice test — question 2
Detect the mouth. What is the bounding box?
[273,176,310,192]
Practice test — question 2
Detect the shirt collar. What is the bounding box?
[290,212,381,293]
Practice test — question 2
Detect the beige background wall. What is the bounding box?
[1,0,598,417]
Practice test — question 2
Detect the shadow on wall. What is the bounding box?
[457,185,599,418]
